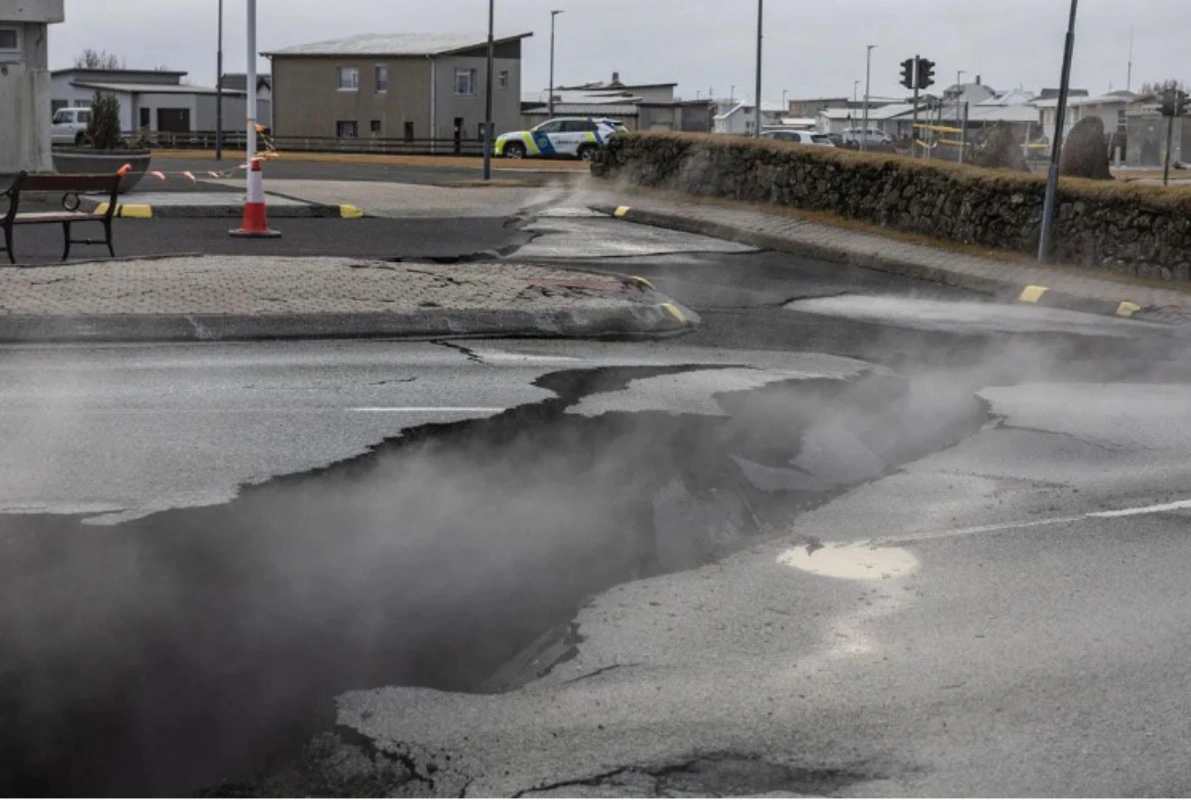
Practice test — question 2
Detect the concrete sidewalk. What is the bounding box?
[591,193,1191,323]
[0,256,697,343]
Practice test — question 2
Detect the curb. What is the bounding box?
[596,204,1164,323]
[87,199,366,220]
[0,303,700,344]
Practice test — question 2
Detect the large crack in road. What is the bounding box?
[0,362,987,797]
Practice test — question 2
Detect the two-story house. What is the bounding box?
[265,32,532,147]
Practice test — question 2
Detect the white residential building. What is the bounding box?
[0,0,64,173]
[51,68,268,135]
[713,101,785,135]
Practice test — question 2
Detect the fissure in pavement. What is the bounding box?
[0,364,987,797]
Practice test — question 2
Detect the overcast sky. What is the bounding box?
[52,1,1184,101]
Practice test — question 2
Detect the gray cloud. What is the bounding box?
[53,0,1186,99]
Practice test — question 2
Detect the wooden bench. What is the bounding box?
[1,171,122,264]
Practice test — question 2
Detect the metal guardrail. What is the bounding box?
[148,131,489,157]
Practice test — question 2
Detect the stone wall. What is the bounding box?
[593,132,1191,281]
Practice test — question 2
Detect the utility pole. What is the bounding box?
[854,79,860,105]
[215,0,223,160]
[754,0,763,137]
[548,10,562,119]
[483,0,495,181]
[1038,0,1079,264]
[862,44,875,151]
[956,70,965,162]
[1127,26,1134,93]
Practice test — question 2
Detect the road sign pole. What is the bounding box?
[245,0,257,168]
[1164,113,1175,186]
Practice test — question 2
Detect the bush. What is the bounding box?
[85,92,123,150]
[1060,117,1111,180]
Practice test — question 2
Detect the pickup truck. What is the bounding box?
[50,107,94,145]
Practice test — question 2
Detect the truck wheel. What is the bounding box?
[74,131,87,146]
[504,142,526,159]
[577,144,598,162]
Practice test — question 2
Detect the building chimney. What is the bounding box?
[976,75,982,86]
[611,72,621,85]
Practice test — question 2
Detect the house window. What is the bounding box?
[1117,109,1128,133]
[375,65,388,93]
[370,120,382,134]
[404,121,415,141]
[499,70,509,90]
[336,120,359,138]
[336,66,359,91]
[454,68,477,96]
[51,99,70,114]
[0,26,19,56]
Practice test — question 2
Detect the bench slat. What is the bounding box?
[12,211,102,224]
[18,174,121,193]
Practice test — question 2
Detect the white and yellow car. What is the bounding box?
[495,117,627,161]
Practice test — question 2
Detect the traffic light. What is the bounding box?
[900,58,916,91]
[917,59,936,90]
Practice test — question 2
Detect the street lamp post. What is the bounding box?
[754,0,763,137]
[548,10,563,119]
[483,0,495,181]
[782,88,788,112]
[245,0,257,167]
[215,0,223,160]
[862,44,876,152]
[1038,0,1079,263]
[853,79,860,105]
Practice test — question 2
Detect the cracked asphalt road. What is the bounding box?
[4,204,1191,797]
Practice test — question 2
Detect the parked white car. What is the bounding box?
[495,117,627,160]
[761,130,835,147]
[50,107,93,146]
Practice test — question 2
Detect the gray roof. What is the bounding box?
[72,81,245,96]
[524,104,640,116]
[265,32,532,57]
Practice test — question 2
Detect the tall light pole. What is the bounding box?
[1038,0,1079,263]
[483,0,495,181]
[782,88,788,112]
[548,10,563,119]
[862,44,876,151]
[853,79,860,105]
[215,0,224,160]
[246,0,257,167]
[753,0,763,137]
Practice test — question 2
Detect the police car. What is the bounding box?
[495,117,626,160]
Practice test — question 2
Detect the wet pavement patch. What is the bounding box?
[0,365,987,797]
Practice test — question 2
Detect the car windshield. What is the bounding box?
[52,111,70,124]
[812,135,832,144]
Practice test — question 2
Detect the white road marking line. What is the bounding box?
[347,407,505,413]
[885,497,1191,545]
[1088,499,1191,518]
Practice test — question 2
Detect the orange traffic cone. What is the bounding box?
[230,157,281,238]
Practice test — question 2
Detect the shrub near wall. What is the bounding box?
[593,132,1191,281]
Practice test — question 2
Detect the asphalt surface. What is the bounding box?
[4,206,1191,796]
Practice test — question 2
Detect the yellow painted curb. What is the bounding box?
[614,206,631,218]
[1116,301,1142,318]
[632,276,655,290]
[339,204,365,219]
[99,203,152,219]
[1017,285,1048,304]
[660,302,687,324]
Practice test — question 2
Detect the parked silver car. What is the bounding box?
[841,127,894,147]
[760,130,835,147]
